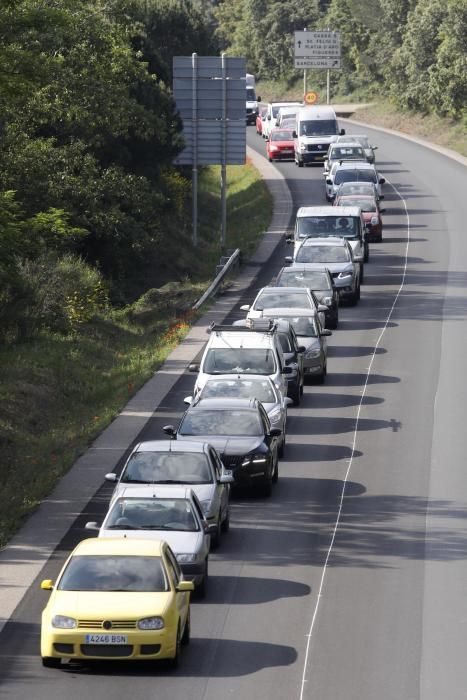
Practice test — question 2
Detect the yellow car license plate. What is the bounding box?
[85,634,128,644]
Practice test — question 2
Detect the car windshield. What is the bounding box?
[201,378,276,404]
[246,87,256,101]
[330,146,364,160]
[255,290,312,309]
[271,130,294,141]
[338,183,376,197]
[296,216,358,238]
[277,332,292,353]
[58,555,168,592]
[203,348,276,375]
[338,197,376,212]
[121,451,212,485]
[179,409,262,437]
[281,118,296,129]
[334,170,377,185]
[277,270,331,290]
[105,498,199,532]
[296,245,350,263]
[285,316,318,338]
[299,119,338,136]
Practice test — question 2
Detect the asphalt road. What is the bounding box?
[1,123,466,700]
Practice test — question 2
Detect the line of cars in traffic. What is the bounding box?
[39,100,386,671]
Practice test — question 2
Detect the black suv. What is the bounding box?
[163,397,281,497]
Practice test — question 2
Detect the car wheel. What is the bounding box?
[211,516,222,549]
[278,433,286,458]
[221,506,230,533]
[364,249,369,263]
[357,283,361,300]
[167,624,181,669]
[181,608,190,646]
[42,657,61,669]
[329,313,338,330]
[272,455,279,482]
[297,158,304,168]
[197,559,208,599]
[316,361,327,384]
[268,157,272,162]
[289,382,301,406]
[360,265,364,284]
[261,477,273,497]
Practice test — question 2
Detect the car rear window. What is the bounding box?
[296,245,350,264]
[58,555,168,592]
[203,348,276,375]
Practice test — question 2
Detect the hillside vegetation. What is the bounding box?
[214,0,466,122]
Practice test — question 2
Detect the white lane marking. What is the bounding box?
[298,179,410,700]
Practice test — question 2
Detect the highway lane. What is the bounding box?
[1,123,466,700]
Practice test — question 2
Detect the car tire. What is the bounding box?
[297,158,304,168]
[42,657,61,669]
[278,434,286,458]
[329,314,338,330]
[221,506,230,533]
[181,608,190,646]
[289,382,301,406]
[211,516,222,549]
[268,157,272,162]
[197,559,208,599]
[167,624,181,669]
[262,478,273,497]
[272,456,279,482]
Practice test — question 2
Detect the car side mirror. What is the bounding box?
[240,304,250,311]
[257,95,262,102]
[41,579,54,591]
[188,363,199,373]
[372,145,378,150]
[183,396,193,405]
[320,329,332,337]
[206,523,218,535]
[284,397,294,406]
[270,428,282,437]
[380,208,386,213]
[85,521,100,531]
[326,179,332,185]
[219,472,234,484]
[340,128,345,135]
[318,304,328,313]
[267,115,271,120]
[105,472,117,483]
[162,425,176,438]
[379,195,384,200]
[297,345,306,353]
[284,256,293,263]
[282,366,293,375]
[176,580,195,592]
[379,177,386,184]
[292,130,297,138]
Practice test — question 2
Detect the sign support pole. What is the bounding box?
[220,52,227,248]
[326,68,330,104]
[192,52,198,246]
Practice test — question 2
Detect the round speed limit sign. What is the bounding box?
[304,91,319,105]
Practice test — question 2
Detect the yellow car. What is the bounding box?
[40,537,193,668]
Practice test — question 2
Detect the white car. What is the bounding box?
[104,439,233,544]
[323,142,367,175]
[86,486,214,595]
[263,101,302,140]
[189,321,291,399]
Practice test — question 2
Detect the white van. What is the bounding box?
[263,101,302,140]
[276,106,300,127]
[294,106,345,167]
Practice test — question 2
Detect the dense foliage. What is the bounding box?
[214,0,467,120]
[0,0,217,342]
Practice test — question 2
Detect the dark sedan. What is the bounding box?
[275,266,339,329]
[163,398,281,497]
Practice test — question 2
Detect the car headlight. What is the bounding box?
[371,216,379,225]
[338,270,353,279]
[138,616,164,630]
[304,348,321,359]
[52,615,77,629]
[176,553,197,563]
[268,407,282,422]
[300,144,307,152]
[322,296,332,306]
[270,145,279,151]
[242,454,267,465]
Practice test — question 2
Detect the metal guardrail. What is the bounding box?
[192,248,241,310]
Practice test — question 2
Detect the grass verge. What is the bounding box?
[0,160,272,548]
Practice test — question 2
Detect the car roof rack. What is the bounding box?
[207,319,277,335]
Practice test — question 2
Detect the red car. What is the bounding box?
[256,107,267,135]
[334,194,385,242]
[266,128,295,162]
